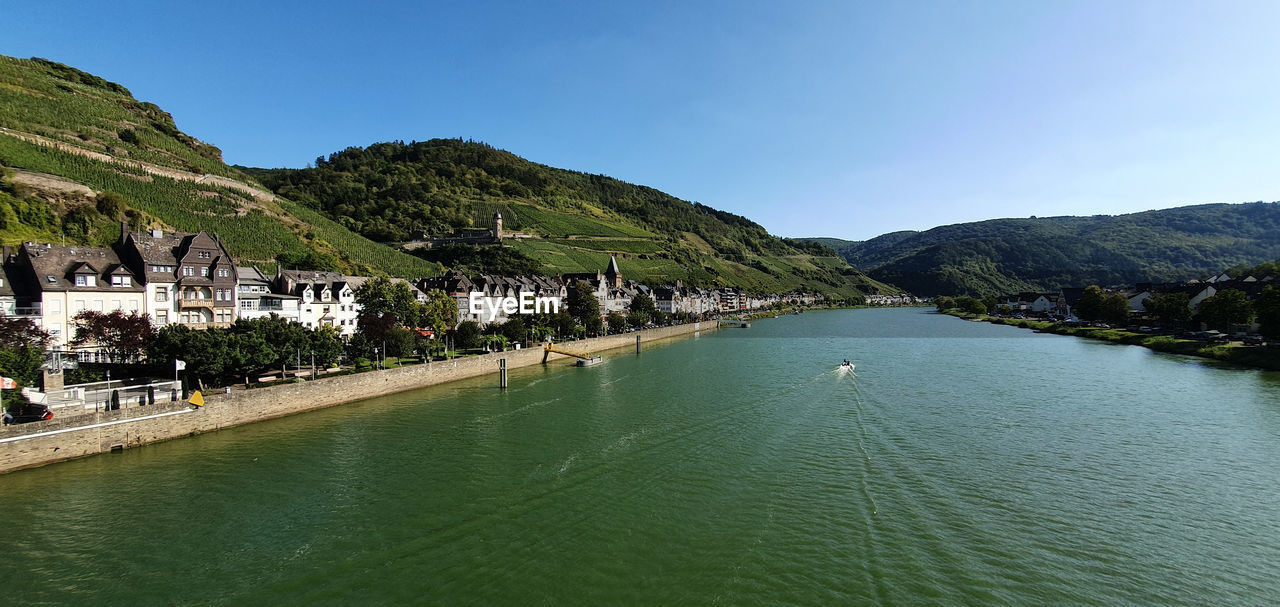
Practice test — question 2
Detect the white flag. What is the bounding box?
[175,359,186,371]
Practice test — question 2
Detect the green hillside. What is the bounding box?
[0,55,443,277]
[808,203,1280,296]
[0,54,889,296]
[246,139,893,296]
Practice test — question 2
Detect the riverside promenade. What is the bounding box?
[0,322,716,474]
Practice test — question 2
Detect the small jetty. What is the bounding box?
[543,343,604,366]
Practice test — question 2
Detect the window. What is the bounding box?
[93,300,104,312]
[75,274,96,287]
[198,251,211,259]
[200,267,208,277]
[183,266,194,277]
[241,300,255,310]
[111,299,121,310]
[128,300,139,311]
[74,300,86,312]
[51,299,61,314]
[218,269,229,278]
[50,322,61,337]
[156,289,168,302]
[112,275,131,287]
[156,310,168,325]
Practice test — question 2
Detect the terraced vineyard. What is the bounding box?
[0,56,436,278]
[0,53,892,295]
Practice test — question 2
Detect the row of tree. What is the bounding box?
[936,285,1280,337]
[1,278,683,408]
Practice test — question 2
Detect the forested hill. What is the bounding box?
[244,140,892,296]
[0,54,886,295]
[245,140,817,257]
[806,202,1280,297]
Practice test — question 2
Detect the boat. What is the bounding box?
[577,355,603,367]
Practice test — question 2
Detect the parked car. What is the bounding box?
[7,403,53,424]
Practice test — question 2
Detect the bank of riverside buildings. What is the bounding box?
[997,272,1274,329]
[1,225,827,358]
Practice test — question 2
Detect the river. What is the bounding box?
[2,308,1279,605]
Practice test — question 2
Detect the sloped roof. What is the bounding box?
[21,243,142,292]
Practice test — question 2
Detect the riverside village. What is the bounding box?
[0,217,841,443]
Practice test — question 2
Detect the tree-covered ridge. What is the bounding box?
[247,139,801,259]
[805,202,1280,297]
[0,54,888,295]
[247,139,895,295]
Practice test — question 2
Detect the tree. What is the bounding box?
[233,315,308,376]
[356,277,425,341]
[934,296,956,311]
[1254,285,1280,339]
[629,293,658,324]
[500,316,527,344]
[1075,286,1106,321]
[382,327,418,358]
[1198,289,1254,331]
[606,311,628,334]
[953,296,986,315]
[1101,293,1132,326]
[1142,292,1192,325]
[453,320,482,350]
[71,310,155,362]
[421,289,459,337]
[0,317,51,409]
[566,281,601,329]
[551,310,577,339]
[981,295,999,313]
[309,325,344,368]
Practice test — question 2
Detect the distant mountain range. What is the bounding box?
[806,202,1280,297]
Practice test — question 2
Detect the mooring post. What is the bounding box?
[500,358,508,389]
[636,334,641,354]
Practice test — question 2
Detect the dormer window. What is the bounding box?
[183,266,194,277]
[112,275,131,287]
[198,251,211,259]
[75,275,96,287]
[200,267,208,277]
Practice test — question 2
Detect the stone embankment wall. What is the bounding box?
[0,323,715,474]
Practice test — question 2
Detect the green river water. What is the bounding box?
[2,308,1280,605]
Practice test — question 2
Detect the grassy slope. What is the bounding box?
[0,55,435,278]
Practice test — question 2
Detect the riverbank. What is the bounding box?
[947,311,1280,371]
[0,322,716,474]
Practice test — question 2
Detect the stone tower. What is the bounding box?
[493,212,503,240]
[605,255,622,289]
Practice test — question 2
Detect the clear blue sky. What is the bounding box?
[5,1,1279,240]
